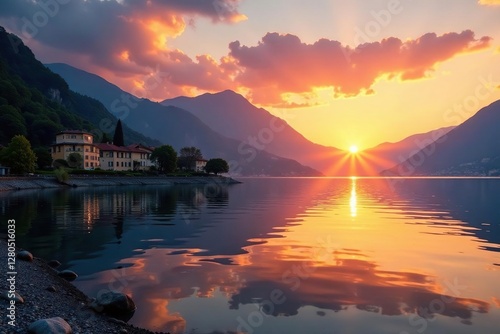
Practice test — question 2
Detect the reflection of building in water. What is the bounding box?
[83,193,101,230]
[350,176,357,217]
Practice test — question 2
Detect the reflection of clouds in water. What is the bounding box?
[228,249,489,320]
[8,178,500,333]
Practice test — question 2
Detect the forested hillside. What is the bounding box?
[0,26,161,151]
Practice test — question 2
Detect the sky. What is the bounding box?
[1,0,500,150]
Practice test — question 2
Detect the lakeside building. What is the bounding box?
[195,159,208,172]
[51,130,100,170]
[0,165,10,175]
[96,143,154,171]
[51,131,155,171]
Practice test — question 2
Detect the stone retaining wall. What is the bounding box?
[0,176,240,191]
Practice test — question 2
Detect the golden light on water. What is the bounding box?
[350,176,357,217]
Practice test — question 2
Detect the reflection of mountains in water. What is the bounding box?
[229,248,489,321]
[389,178,500,250]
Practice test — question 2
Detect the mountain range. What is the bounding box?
[385,100,500,176]
[2,26,499,176]
[47,61,500,177]
[46,63,320,176]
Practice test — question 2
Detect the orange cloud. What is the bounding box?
[229,31,492,106]
[0,1,492,105]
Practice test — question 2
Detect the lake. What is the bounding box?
[1,177,499,334]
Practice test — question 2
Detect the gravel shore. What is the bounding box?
[0,239,168,334]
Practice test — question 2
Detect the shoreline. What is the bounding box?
[0,239,168,334]
[0,175,241,192]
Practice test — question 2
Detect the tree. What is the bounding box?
[150,145,177,173]
[67,152,83,169]
[33,147,52,169]
[113,119,125,146]
[205,158,229,175]
[100,132,112,144]
[178,146,203,170]
[0,135,37,174]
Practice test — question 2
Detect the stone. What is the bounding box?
[17,250,33,262]
[0,290,24,303]
[48,260,62,268]
[28,317,72,334]
[91,291,136,318]
[57,270,78,281]
[46,286,57,292]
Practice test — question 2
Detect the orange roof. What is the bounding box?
[96,143,145,153]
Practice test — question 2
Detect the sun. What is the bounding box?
[349,145,359,154]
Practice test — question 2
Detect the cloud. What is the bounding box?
[0,0,244,99]
[0,1,492,105]
[229,31,492,105]
[478,0,500,5]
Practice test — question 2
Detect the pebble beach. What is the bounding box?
[0,239,169,334]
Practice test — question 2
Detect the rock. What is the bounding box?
[17,250,33,262]
[57,270,78,281]
[28,317,72,334]
[0,290,24,303]
[91,291,136,319]
[46,286,57,292]
[48,260,62,268]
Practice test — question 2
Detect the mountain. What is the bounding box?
[47,63,321,176]
[162,91,460,175]
[355,126,456,174]
[385,100,500,176]
[162,91,348,174]
[0,26,161,148]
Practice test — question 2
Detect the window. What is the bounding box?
[85,162,89,167]
[57,146,61,153]
[108,161,113,167]
[85,148,89,152]
[85,155,89,160]
[91,162,94,167]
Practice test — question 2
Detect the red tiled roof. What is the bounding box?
[96,143,145,153]
[127,144,155,152]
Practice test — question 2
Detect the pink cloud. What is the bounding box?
[229,30,492,105]
[0,2,492,105]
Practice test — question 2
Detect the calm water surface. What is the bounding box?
[1,177,499,334]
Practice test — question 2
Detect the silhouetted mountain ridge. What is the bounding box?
[47,63,321,176]
[385,100,500,176]
[0,26,160,148]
